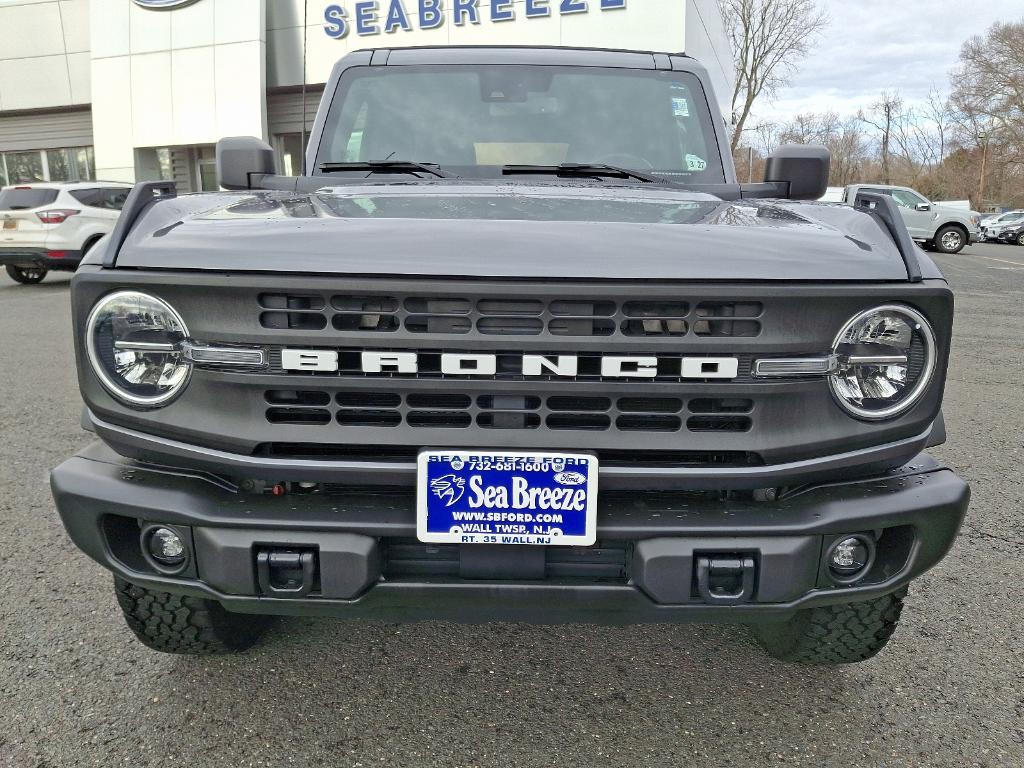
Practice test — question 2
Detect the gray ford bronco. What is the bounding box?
[51,47,970,664]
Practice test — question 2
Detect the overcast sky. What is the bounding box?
[754,0,1023,123]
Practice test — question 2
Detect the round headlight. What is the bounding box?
[829,304,936,420]
[86,291,191,407]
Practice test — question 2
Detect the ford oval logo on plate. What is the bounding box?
[132,0,202,9]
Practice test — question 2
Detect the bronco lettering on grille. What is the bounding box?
[280,350,740,379]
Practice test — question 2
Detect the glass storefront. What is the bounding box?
[0,146,95,186]
[274,133,305,176]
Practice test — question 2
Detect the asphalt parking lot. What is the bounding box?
[1,243,1022,768]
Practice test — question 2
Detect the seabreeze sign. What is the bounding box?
[324,0,628,39]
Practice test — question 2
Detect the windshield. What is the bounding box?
[0,187,58,210]
[316,65,725,183]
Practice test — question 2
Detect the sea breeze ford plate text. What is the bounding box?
[417,451,598,546]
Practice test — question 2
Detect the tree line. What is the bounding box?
[722,0,1024,210]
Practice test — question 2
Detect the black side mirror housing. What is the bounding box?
[216,136,276,190]
[763,144,831,200]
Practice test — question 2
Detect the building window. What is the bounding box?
[0,146,95,186]
[274,133,306,176]
[196,146,218,191]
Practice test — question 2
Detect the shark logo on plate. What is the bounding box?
[430,474,466,507]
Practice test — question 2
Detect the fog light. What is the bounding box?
[147,527,186,566]
[828,536,872,579]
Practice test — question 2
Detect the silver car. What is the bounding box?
[980,210,1024,242]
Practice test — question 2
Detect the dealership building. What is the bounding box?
[0,0,732,192]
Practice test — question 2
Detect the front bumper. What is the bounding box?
[51,441,969,624]
[0,246,82,270]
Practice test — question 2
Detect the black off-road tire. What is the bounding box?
[933,224,967,254]
[5,264,47,284]
[114,576,271,655]
[751,588,907,665]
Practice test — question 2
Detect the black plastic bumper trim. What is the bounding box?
[0,246,82,268]
[86,410,936,491]
[51,442,969,623]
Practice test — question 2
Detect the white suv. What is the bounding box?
[980,210,1024,242]
[0,181,133,284]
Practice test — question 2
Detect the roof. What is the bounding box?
[1,180,134,189]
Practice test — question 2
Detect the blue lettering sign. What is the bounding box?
[452,0,479,25]
[324,4,349,38]
[384,0,412,32]
[490,0,514,22]
[524,0,550,17]
[354,0,379,34]
[322,0,627,37]
[418,0,444,28]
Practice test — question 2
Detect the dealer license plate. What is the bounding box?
[2,219,16,230]
[417,450,598,546]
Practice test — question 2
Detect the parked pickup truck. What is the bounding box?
[51,46,969,665]
[841,184,980,254]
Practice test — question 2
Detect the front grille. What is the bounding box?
[265,390,754,434]
[259,293,763,339]
[382,539,629,580]
[253,443,763,468]
[76,272,951,482]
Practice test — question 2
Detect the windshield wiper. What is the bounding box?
[319,160,455,179]
[502,163,668,184]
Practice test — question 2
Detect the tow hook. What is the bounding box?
[256,549,317,597]
[695,555,756,605]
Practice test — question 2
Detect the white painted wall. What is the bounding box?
[268,1,700,85]
[89,0,267,182]
[685,0,733,120]
[1,0,733,180]
[0,0,91,111]
[267,0,732,118]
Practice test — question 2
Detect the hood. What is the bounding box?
[116,183,915,281]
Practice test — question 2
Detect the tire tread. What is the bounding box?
[114,576,269,655]
[752,588,907,665]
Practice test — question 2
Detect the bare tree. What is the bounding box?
[720,0,829,152]
[859,92,903,185]
[917,88,951,168]
[948,20,1024,207]
[751,121,781,155]
[775,111,867,186]
[950,21,1024,160]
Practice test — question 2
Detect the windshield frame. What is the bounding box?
[310,61,728,186]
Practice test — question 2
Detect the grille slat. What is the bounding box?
[265,392,754,434]
[258,293,763,339]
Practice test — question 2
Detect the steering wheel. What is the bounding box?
[593,153,656,171]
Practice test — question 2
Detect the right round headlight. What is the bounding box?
[86,290,191,407]
[829,304,936,420]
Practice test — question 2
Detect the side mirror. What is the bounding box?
[216,136,276,190]
[915,203,932,212]
[763,144,830,201]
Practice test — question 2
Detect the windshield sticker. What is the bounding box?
[686,154,707,171]
[672,97,690,117]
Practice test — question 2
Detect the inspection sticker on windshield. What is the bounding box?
[686,154,707,171]
[417,451,598,546]
[672,97,690,117]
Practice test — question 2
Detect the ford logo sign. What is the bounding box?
[132,0,202,9]
[554,472,587,487]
